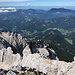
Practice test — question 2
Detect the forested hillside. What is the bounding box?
[0,8,75,61]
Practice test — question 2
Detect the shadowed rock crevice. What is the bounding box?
[0,32,27,55]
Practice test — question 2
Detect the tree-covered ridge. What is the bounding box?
[0,8,75,61]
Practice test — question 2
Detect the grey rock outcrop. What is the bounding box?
[0,41,75,75]
[23,45,31,56]
[21,54,75,75]
[0,32,57,60]
[28,40,58,59]
[0,37,10,50]
[0,32,27,55]
[0,32,59,71]
[74,56,75,61]
[6,71,16,75]
[0,47,21,69]
[1,32,73,75]
[21,53,70,74]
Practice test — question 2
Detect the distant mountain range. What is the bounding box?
[49,8,74,12]
[0,7,75,19]
[0,8,75,32]
[0,8,75,61]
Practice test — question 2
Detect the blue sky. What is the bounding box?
[0,0,75,6]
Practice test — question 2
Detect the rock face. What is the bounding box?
[21,54,75,75]
[0,32,75,75]
[20,53,72,74]
[0,32,58,69]
[74,56,75,61]
[0,52,75,75]
[0,32,27,55]
[29,40,58,60]
[0,32,57,60]
[23,45,31,56]
[6,71,16,75]
[0,47,21,68]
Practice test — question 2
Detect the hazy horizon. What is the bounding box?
[0,6,75,10]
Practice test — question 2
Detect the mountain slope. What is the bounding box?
[32,29,75,61]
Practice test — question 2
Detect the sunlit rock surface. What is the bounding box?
[0,32,75,75]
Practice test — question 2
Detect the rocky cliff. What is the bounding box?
[0,32,57,59]
[0,32,75,75]
[0,32,27,55]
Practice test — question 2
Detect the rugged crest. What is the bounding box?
[0,32,75,75]
[0,32,57,59]
[0,32,27,55]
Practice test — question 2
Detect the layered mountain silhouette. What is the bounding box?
[0,8,75,62]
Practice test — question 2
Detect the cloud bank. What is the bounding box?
[0,0,29,2]
[0,7,16,12]
[0,7,16,9]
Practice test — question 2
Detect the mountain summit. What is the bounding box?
[0,32,75,75]
[49,8,73,12]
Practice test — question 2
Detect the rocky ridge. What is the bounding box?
[0,32,75,75]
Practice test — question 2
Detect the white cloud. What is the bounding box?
[0,9,16,12]
[0,0,29,2]
[0,7,16,9]
[0,7,16,12]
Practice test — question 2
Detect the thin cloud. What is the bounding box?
[0,0,29,2]
[27,3,31,6]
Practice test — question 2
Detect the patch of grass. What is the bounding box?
[65,38,73,45]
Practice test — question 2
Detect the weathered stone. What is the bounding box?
[0,70,5,75]
[0,50,3,62]
[23,45,31,56]
[36,48,49,57]
[0,47,21,69]
[47,72,55,75]
[66,64,75,75]
[6,71,16,75]
[0,32,27,55]
[10,65,22,72]
[21,53,54,74]
[57,71,64,75]
[0,32,58,60]
[74,56,75,61]
[1,32,73,75]
[6,47,13,54]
